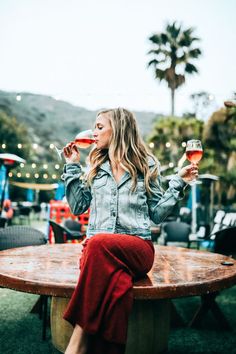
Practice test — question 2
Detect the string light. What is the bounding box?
[32,143,38,149]
[169,162,174,168]
[1,144,6,149]
[50,144,55,149]
[149,142,154,148]
[182,142,187,147]
[165,142,171,148]
[16,94,22,101]
[1,156,62,181]
[17,143,22,149]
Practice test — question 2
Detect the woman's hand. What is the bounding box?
[63,142,80,164]
[178,164,199,184]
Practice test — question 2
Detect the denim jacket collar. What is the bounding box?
[99,157,156,187]
[99,157,156,173]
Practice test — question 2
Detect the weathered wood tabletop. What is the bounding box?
[0,244,235,299]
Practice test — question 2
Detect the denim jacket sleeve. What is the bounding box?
[61,163,92,215]
[147,174,187,224]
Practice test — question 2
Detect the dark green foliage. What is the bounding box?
[148,115,204,167]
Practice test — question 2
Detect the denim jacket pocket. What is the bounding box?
[123,179,145,193]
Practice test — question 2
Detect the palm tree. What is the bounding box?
[147,22,202,116]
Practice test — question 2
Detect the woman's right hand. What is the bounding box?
[63,142,80,164]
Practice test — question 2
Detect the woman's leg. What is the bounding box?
[64,234,154,354]
[65,324,88,354]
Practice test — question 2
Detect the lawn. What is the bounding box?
[0,286,236,353]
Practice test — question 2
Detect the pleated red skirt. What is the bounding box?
[63,233,155,354]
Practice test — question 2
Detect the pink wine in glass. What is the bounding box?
[185,139,203,185]
[186,149,203,164]
[54,129,95,159]
[74,137,96,149]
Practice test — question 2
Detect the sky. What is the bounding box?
[0,0,235,117]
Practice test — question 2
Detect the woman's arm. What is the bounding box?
[147,174,186,225]
[61,163,92,215]
[147,163,198,224]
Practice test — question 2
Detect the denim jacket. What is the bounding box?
[61,159,186,240]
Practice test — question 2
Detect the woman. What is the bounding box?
[62,108,198,354]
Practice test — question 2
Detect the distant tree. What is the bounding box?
[147,22,202,116]
[203,106,236,204]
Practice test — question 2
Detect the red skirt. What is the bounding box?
[63,233,154,354]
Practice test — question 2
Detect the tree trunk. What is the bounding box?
[171,89,175,116]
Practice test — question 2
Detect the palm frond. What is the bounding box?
[185,63,198,74]
[166,22,181,39]
[160,33,168,44]
[188,48,202,58]
[155,68,166,81]
[147,49,163,56]
[147,59,159,67]
[148,34,162,45]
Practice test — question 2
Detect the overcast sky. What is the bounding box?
[0,0,235,117]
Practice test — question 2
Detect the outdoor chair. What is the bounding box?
[64,218,82,233]
[163,221,192,248]
[18,206,31,224]
[49,219,84,243]
[214,226,236,257]
[0,217,7,228]
[31,204,42,220]
[209,210,236,237]
[0,225,48,340]
[0,225,47,250]
[189,226,236,330]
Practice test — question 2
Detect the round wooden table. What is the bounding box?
[0,244,235,353]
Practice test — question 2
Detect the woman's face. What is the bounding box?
[94,113,113,149]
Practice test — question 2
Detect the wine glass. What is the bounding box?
[54,129,95,160]
[185,139,203,185]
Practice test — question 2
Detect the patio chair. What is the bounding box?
[189,226,236,330]
[64,218,82,232]
[0,225,48,340]
[0,217,7,228]
[18,206,31,224]
[163,221,192,248]
[49,219,84,243]
[0,225,47,250]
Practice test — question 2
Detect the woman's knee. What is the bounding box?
[86,233,109,250]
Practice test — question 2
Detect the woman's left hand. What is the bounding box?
[178,164,199,184]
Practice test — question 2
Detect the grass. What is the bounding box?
[0,286,236,354]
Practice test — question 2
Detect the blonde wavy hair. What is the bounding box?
[87,108,159,195]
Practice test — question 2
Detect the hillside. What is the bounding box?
[0,90,160,147]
